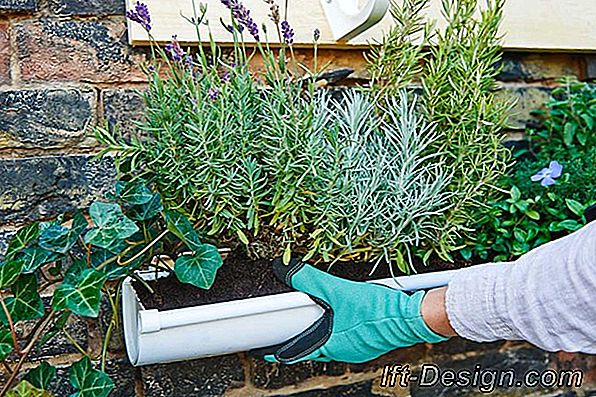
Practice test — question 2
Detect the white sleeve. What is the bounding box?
[445,220,596,353]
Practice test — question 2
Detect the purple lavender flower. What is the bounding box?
[313,28,321,42]
[126,1,152,31]
[531,161,563,187]
[165,35,185,62]
[221,0,259,41]
[222,71,231,82]
[281,20,294,45]
[208,87,220,101]
[184,54,193,67]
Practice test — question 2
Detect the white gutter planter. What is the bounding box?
[122,266,481,366]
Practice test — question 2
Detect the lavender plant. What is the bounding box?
[98,0,452,272]
[371,0,513,261]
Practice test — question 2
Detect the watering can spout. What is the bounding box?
[321,0,389,41]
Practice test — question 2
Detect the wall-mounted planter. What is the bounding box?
[122,265,476,366]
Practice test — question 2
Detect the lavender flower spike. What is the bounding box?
[221,0,260,41]
[313,28,321,42]
[281,20,294,45]
[165,35,185,62]
[126,1,152,31]
[531,161,563,187]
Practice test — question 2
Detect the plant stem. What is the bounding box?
[117,230,169,267]
[0,293,21,355]
[0,311,54,396]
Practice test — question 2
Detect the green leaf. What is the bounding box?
[525,210,540,220]
[0,328,13,360]
[563,122,577,146]
[581,113,593,130]
[6,381,53,397]
[25,362,57,390]
[52,269,106,318]
[165,210,202,251]
[174,244,223,289]
[115,181,154,205]
[84,202,139,250]
[69,357,114,397]
[0,260,24,289]
[127,193,163,221]
[39,212,88,254]
[565,199,585,217]
[283,244,292,266]
[236,230,249,245]
[550,220,583,232]
[6,223,40,260]
[510,186,521,202]
[18,246,60,274]
[0,275,44,325]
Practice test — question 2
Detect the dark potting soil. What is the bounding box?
[134,248,470,311]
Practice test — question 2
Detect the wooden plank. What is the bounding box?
[126,0,596,52]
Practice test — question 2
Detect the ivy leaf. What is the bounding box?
[25,362,57,390]
[0,328,13,360]
[127,193,163,221]
[165,210,202,251]
[52,269,106,318]
[0,260,24,289]
[6,381,53,397]
[174,244,223,289]
[0,275,44,325]
[39,212,88,254]
[69,357,114,397]
[18,246,60,274]
[6,223,40,260]
[83,203,139,250]
[115,181,154,205]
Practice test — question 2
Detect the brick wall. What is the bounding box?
[0,1,595,396]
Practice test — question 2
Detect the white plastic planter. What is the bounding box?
[122,266,473,366]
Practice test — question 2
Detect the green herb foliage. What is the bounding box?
[370,0,512,261]
[97,1,453,272]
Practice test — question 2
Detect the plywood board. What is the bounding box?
[126,0,596,51]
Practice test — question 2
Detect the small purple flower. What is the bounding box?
[531,161,563,187]
[222,71,231,82]
[313,28,321,42]
[184,54,193,67]
[126,1,152,31]
[208,87,220,101]
[221,0,259,41]
[165,35,185,62]
[281,20,294,45]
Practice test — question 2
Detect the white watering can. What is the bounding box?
[320,0,390,41]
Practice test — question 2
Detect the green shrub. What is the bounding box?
[466,78,596,261]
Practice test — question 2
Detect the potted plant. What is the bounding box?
[96,0,511,367]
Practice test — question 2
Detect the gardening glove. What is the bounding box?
[261,258,449,364]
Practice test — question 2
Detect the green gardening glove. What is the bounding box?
[261,257,449,364]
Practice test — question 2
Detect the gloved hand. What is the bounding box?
[261,257,449,364]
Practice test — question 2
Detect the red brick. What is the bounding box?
[0,22,9,84]
[15,18,147,83]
